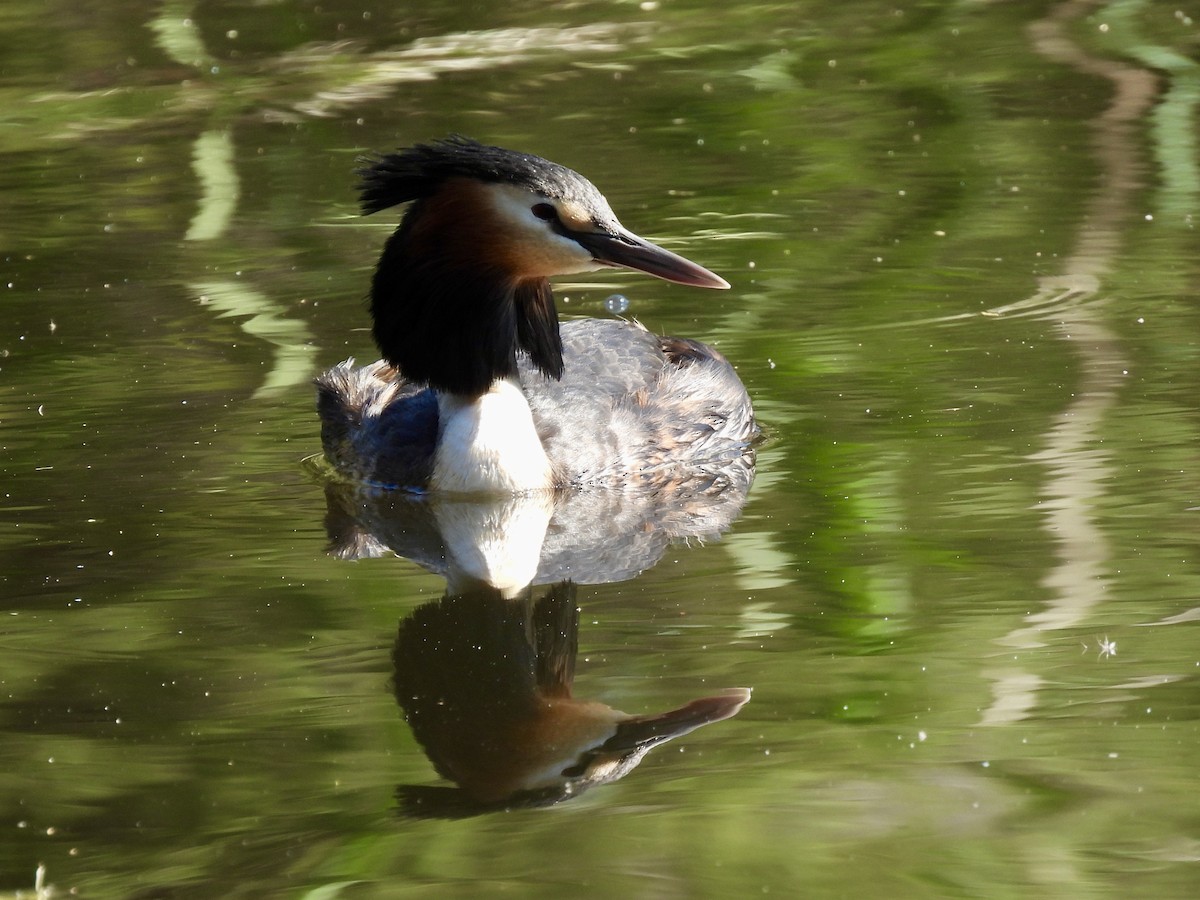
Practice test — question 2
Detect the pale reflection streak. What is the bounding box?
[979,0,1158,725]
[280,25,633,119]
[194,281,319,400]
[184,129,239,243]
[148,1,313,397]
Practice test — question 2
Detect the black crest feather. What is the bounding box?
[358,135,590,216]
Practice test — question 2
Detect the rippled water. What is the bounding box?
[2,1,1198,897]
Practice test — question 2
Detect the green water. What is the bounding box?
[2,0,1198,897]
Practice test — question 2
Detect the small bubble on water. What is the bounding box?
[604,294,630,314]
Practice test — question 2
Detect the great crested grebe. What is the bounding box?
[316,136,756,493]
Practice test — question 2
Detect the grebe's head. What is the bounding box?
[359,136,728,396]
[360,135,730,288]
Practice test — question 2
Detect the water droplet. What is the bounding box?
[604,294,630,314]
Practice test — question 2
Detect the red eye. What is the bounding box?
[531,203,557,221]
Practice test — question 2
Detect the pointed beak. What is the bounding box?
[574,228,730,290]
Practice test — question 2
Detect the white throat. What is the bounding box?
[431,377,554,493]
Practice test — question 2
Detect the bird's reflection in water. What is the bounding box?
[392,582,750,817]
[323,459,754,589]
[321,472,754,816]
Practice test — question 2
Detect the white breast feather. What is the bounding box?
[431,377,554,493]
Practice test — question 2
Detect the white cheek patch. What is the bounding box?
[485,184,603,276]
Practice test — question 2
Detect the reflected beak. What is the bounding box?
[604,688,752,752]
[574,228,730,290]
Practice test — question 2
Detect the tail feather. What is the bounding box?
[314,359,438,486]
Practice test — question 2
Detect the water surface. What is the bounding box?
[2,1,1198,897]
